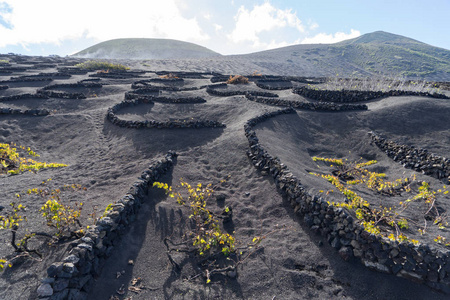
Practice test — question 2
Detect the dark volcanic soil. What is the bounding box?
[0,54,449,300]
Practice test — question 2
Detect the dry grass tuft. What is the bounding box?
[159,73,179,79]
[227,75,249,84]
[318,76,441,94]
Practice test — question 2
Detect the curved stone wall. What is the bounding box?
[369,132,450,183]
[13,72,71,79]
[56,67,89,75]
[155,71,217,79]
[41,82,103,90]
[206,85,278,98]
[0,77,53,84]
[255,80,293,90]
[130,83,201,92]
[89,70,145,79]
[0,93,49,101]
[294,86,450,102]
[0,67,27,73]
[245,93,368,111]
[125,92,206,103]
[244,108,450,294]
[0,106,50,116]
[37,90,86,100]
[107,99,225,129]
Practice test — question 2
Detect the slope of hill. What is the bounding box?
[1,53,450,299]
[239,31,450,80]
[72,38,221,59]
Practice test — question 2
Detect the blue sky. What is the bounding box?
[0,0,449,56]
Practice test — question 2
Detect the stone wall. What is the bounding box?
[0,107,50,116]
[37,90,86,100]
[37,151,178,299]
[41,82,103,90]
[206,85,278,97]
[155,71,217,79]
[0,77,53,84]
[245,93,368,111]
[89,70,145,79]
[107,99,225,129]
[369,132,450,183]
[0,93,49,101]
[56,68,88,75]
[12,72,71,80]
[293,86,450,102]
[244,108,450,293]
[145,78,184,83]
[125,92,206,104]
[255,80,293,90]
[129,84,201,92]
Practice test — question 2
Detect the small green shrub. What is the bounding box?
[311,156,449,245]
[75,60,129,71]
[13,181,86,243]
[0,143,67,175]
[153,181,236,258]
[153,179,282,283]
[0,180,93,270]
[0,258,11,271]
[0,202,42,261]
[37,183,86,237]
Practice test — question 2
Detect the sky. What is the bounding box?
[0,0,449,57]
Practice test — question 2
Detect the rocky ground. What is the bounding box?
[0,54,449,299]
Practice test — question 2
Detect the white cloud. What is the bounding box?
[0,0,209,48]
[227,2,304,45]
[301,29,361,44]
[308,22,319,31]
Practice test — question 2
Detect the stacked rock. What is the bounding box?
[369,132,450,183]
[244,108,450,293]
[37,151,177,299]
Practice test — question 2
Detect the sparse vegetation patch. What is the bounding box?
[153,179,283,283]
[317,76,442,94]
[226,75,249,84]
[75,60,129,71]
[1,179,87,270]
[310,156,449,245]
[0,143,67,175]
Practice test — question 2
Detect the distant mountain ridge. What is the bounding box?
[71,32,450,81]
[72,38,221,60]
[241,31,450,80]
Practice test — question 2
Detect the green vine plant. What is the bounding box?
[0,179,88,271]
[0,202,51,270]
[0,258,11,271]
[310,156,449,246]
[36,181,87,239]
[153,179,285,283]
[0,143,67,175]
